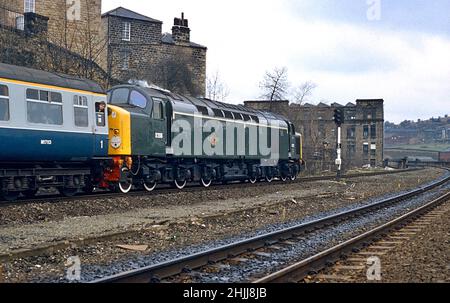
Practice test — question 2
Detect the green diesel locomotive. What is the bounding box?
[104,84,303,193]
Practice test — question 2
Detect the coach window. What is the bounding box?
[95,102,106,127]
[0,85,9,121]
[129,90,147,109]
[26,89,63,125]
[73,96,89,127]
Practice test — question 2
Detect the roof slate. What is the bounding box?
[102,7,162,23]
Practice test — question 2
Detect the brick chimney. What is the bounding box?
[172,12,190,44]
[24,12,49,37]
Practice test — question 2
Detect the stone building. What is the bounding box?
[0,2,207,95]
[244,99,385,171]
[102,7,207,96]
[0,1,112,88]
[0,0,103,56]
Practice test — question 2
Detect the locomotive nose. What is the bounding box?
[107,105,131,155]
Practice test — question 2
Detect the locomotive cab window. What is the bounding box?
[95,102,106,127]
[73,95,89,127]
[0,84,9,121]
[109,88,130,105]
[26,89,63,125]
[129,90,147,109]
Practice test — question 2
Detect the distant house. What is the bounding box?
[102,7,207,96]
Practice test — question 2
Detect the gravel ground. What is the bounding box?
[373,201,449,283]
[0,168,446,282]
[315,199,450,283]
[172,181,450,283]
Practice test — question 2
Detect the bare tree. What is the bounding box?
[49,1,107,73]
[293,81,317,104]
[144,49,201,96]
[206,71,230,101]
[259,67,289,102]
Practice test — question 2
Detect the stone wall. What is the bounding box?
[0,25,116,90]
[0,0,103,56]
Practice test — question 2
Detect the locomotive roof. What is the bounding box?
[111,84,290,124]
[0,63,105,94]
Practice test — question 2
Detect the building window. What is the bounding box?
[347,143,356,158]
[73,96,89,127]
[24,0,35,13]
[363,125,369,139]
[370,124,377,139]
[0,84,10,121]
[364,109,376,120]
[16,16,25,30]
[120,51,130,70]
[26,89,63,125]
[122,22,131,41]
[347,126,356,139]
[371,143,377,156]
[363,143,369,156]
[318,120,326,139]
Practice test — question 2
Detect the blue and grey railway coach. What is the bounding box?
[0,63,108,200]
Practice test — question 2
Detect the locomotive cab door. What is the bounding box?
[149,97,168,156]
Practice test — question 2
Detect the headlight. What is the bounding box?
[111,136,122,149]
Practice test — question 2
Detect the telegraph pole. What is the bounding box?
[334,109,344,179]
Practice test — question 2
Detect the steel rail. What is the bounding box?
[253,190,450,283]
[91,170,449,283]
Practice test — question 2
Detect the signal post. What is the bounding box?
[333,108,344,179]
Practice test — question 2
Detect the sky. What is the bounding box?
[102,0,450,123]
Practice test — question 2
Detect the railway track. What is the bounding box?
[254,191,450,283]
[0,168,421,207]
[301,203,450,283]
[91,169,449,283]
